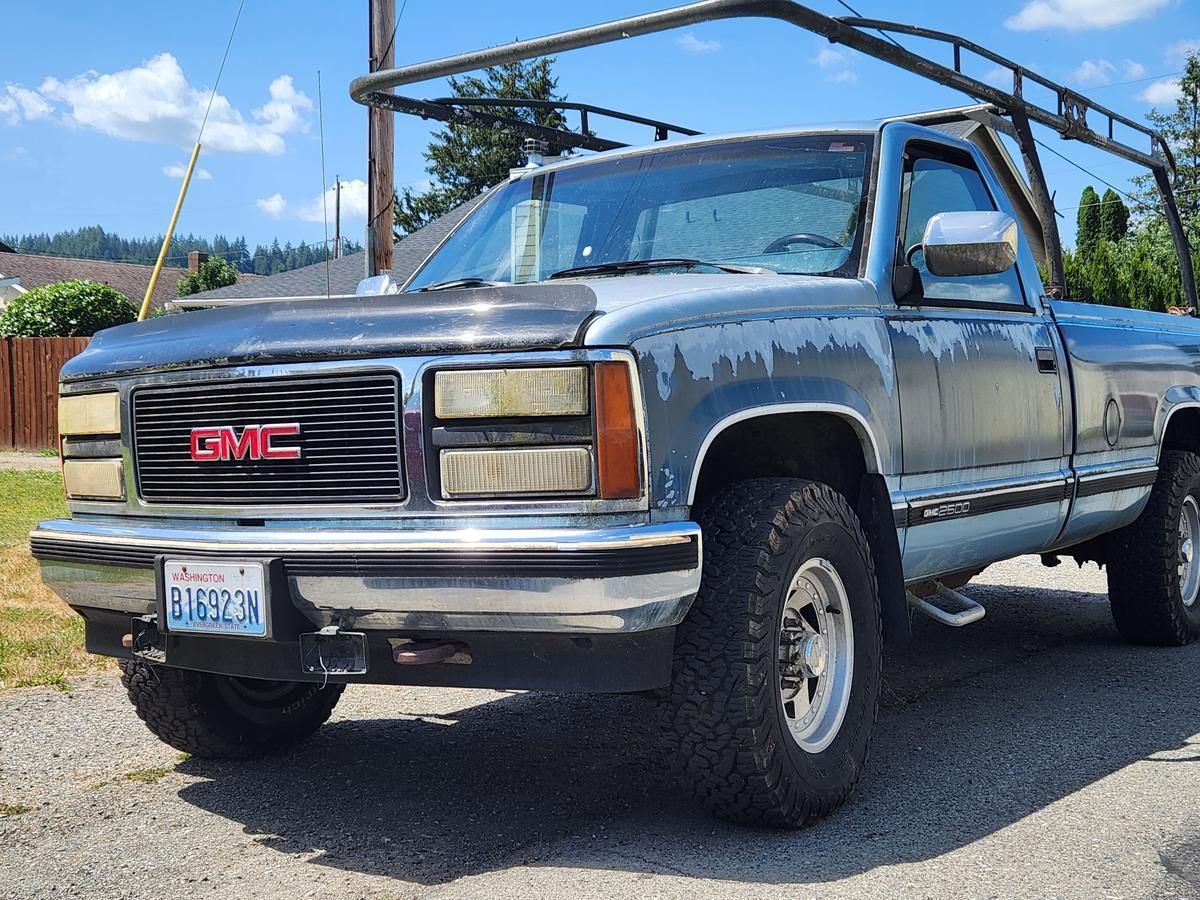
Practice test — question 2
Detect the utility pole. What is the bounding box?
[367,0,395,276]
[334,176,341,259]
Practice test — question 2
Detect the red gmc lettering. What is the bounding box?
[188,424,301,462]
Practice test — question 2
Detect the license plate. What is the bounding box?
[163,561,268,637]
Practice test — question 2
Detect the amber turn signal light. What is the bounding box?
[594,361,641,500]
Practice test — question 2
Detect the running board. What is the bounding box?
[906,583,986,627]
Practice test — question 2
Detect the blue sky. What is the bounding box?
[1,0,1196,255]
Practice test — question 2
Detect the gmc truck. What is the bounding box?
[33,2,1200,827]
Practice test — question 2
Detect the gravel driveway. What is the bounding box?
[3,555,1200,900]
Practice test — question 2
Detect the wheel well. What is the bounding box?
[692,412,870,507]
[1163,407,1200,456]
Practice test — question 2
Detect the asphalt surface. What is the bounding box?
[3,555,1200,899]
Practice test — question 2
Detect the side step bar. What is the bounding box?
[906,583,986,627]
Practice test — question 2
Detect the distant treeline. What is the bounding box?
[2,226,363,276]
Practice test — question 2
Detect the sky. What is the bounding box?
[0,0,1196,256]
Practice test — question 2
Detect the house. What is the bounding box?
[0,247,254,313]
[183,198,483,306]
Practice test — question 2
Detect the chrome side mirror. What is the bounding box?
[918,211,1019,277]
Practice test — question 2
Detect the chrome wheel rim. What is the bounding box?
[777,557,854,754]
[1180,496,1200,607]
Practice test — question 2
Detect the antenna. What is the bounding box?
[318,71,331,299]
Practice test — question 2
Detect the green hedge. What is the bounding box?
[0,279,138,337]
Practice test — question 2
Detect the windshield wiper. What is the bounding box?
[548,258,770,280]
[414,277,506,292]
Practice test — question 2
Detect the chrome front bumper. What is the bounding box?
[32,518,702,633]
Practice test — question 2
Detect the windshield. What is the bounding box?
[405,133,874,290]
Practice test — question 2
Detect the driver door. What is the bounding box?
[886,141,1069,581]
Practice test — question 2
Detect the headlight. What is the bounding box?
[58,392,121,436]
[434,367,588,419]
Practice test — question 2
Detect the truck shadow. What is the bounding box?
[175,579,1200,887]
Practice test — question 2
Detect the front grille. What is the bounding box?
[132,373,404,506]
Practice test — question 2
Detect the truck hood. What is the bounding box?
[61,283,599,381]
[61,274,872,381]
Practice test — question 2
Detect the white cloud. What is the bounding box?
[1005,0,1167,31]
[1124,59,1147,78]
[811,47,856,83]
[677,33,720,54]
[256,193,288,218]
[257,179,368,223]
[1165,39,1200,62]
[1072,59,1116,85]
[983,66,1014,88]
[162,162,212,180]
[812,47,846,68]
[39,53,310,155]
[1139,78,1183,105]
[0,84,53,125]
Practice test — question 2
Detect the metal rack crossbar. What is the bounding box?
[349,0,1197,311]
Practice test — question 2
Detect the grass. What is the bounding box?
[0,470,109,690]
[0,803,33,817]
[87,767,174,791]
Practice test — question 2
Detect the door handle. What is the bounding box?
[1035,347,1057,374]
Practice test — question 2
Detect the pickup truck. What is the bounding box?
[33,3,1200,828]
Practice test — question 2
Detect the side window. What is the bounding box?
[899,154,1025,307]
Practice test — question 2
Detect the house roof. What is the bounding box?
[187,196,485,304]
[0,250,255,312]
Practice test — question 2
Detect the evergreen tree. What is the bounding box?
[1099,188,1130,244]
[394,57,567,237]
[1077,186,1102,256]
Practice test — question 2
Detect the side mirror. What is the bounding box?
[918,211,1019,277]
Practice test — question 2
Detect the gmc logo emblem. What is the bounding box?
[189,423,302,462]
[922,501,971,520]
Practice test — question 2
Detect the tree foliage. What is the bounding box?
[1,226,360,276]
[0,279,137,337]
[1059,52,1200,312]
[1099,188,1129,244]
[394,58,566,236]
[177,256,239,297]
[1076,185,1102,256]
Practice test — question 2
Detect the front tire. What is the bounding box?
[1108,450,1200,646]
[660,478,882,827]
[120,661,345,759]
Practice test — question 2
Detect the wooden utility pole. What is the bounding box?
[367,0,395,276]
[334,177,341,259]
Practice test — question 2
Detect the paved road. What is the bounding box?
[3,556,1200,899]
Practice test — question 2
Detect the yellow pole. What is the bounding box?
[138,141,202,321]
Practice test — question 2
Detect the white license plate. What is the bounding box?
[163,561,268,637]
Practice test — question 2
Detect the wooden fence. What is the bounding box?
[0,337,91,451]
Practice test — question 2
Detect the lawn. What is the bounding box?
[0,469,108,689]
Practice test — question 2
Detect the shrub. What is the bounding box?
[0,279,138,337]
[177,257,238,297]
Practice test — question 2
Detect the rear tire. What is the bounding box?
[1108,450,1200,646]
[120,661,344,759]
[660,478,882,827]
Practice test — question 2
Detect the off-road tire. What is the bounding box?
[1108,450,1200,646]
[660,478,882,827]
[120,661,345,759]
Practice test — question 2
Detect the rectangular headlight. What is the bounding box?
[63,459,125,500]
[434,367,588,419]
[441,447,593,497]
[58,392,121,436]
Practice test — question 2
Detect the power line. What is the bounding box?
[197,0,248,144]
